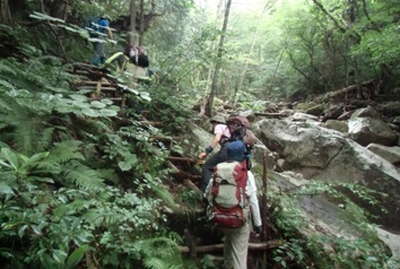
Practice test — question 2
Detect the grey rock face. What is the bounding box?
[254,118,400,229]
[348,117,398,146]
[323,120,348,133]
[351,106,381,119]
[366,144,400,164]
[378,101,400,117]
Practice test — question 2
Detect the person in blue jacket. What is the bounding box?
[89,16,113,65]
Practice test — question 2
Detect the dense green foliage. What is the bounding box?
[0,12,193,268]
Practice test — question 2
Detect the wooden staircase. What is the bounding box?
[70,63,127,107]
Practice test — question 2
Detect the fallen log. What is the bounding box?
[173,170,201,180]
[167,161,201,181]
[168,156,197,163]
[183,179,202,194]
[254,112,288,118]
[150,135,173,141]
[139,121,163,127]
[178,240,283,253]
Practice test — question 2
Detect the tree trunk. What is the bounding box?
[205,0,232,116]
[138,0,145,46]
[0,0,12,24]
[204,0,224,96]
[129,0,138,46]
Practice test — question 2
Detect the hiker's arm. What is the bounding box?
[107,28,113,40]
[210,133,222,149]
[248,172,262,227]
[198,133,222,159]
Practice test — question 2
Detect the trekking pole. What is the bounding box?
[261,151,268,241]
[261,151,269,268]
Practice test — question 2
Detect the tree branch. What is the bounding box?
[310,0,346,33]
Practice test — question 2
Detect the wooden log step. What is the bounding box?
[76,86,117,91]
[167,156,197,163]
[75,80,114,86]
[178,240,283,253]
[109,97,123,101]
[254,112,289,118]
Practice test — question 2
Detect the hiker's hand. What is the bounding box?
[198,152,207,159]
[254,226,262,235]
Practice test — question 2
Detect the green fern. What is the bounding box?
[37,127,55,151]
[64,162,105,190]
[134,237,185,269]
[150,183,182,213]
[48,141,84,163]
[0,93,50,154]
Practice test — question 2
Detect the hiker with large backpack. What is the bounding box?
[87,16,113,66]
[204,140,262,269]
[199,115,257,191]
[198,114,231,191]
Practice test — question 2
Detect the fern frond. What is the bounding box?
[48,140,84,163]
[143,257,170,269]
[150,183,181,213]
[0,93,47,155]
[136,237,180,258]
[37,127,55,151]
[14,115,43,155]
[137,237,184,269]
[64,162,105,190]
[71,117,112,137]
[0,61,17,76]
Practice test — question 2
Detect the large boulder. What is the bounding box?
[254,118,400,230]
[393,116,400,126]
[351,106,381,119]
[348,117,398,146]
[290,112,320,122]
[378,101,400,117]
[323,119,348,133]
[366,144,400,164]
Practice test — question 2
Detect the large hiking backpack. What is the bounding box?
[206,161,249,228]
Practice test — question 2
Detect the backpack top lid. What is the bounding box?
[226,141,247,162]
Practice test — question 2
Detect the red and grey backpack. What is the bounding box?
[206,160,249,228]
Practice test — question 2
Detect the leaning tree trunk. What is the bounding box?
[204,0,225,96]
[0,0,12,24]
[129,0,138,46]
[205,0,232,116]
[138,0,145,46]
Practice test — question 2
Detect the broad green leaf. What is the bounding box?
[29,152,50,163]
[118,160,132,171]
[90,101,106,109]
[81,108,99,117]
[65,245,90,269]
[18,225,28,238]
[29,176,55,184]
[1,148,19,170]
[99,109,118,117]
[52,249,68,264]
[0,182,13,194]
[70,94,88,102]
